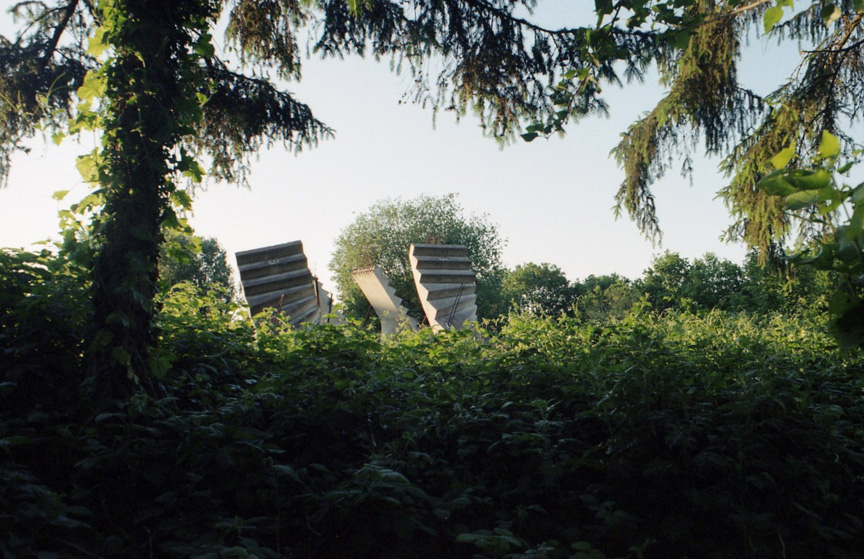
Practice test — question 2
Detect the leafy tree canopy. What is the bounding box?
[159,233,236,301]
[500,262,576,316]
[312,0,864,260]
[329,193,504,321]
[604,0,864,258]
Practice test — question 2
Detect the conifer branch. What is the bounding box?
[39,0,80,73]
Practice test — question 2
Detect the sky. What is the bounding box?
[0,5,797,297]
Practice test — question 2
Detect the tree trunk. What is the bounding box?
[85,0,203,402]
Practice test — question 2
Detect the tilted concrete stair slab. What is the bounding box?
[352,266,418,335]
[236,240,333,326]
[409,244,477,331]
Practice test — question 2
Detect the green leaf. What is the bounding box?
[194,32,215,59]
[52,190,69,201]
[76,153,100,184]
[770,143,796,169]
[521,132,538,142]
[837,161,854,174]
[111,346,131,367]
[87,27,108,57]
[785,169,833,190]
[784,189,821,209]
[851,183,864,204]
[757,171,796,196]
[855,0,864,12]
[673,29,692,49]
[171,190,193,211]
[77,70,106,102]
[595,0,613,15]
[847,206,864,237]
[764,6,784,32]
[777,0,794,7]
[818,131,841,159]
[822,3,841,25]
[829,290,859,316]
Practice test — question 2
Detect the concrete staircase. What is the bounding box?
[409,244,477,331]
[236,240,333,326]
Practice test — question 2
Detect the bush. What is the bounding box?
[2,268,863,558]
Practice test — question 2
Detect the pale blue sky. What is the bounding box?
[0,6,799,294]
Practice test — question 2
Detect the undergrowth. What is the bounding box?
[2,254,863,558]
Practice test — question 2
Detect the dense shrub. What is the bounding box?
[2,264,864,558]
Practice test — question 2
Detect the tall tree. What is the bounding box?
[1,0,328,399]
[501,262,576,316]
[159,234,236,301]
[573,274,640,322]
[329,193,505,322]
[641,251,692,311]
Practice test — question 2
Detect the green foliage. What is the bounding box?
[758,132,864,348]
[573,274,641,323]
[501,262,577,316]
[3,253,864,557]
[0,247,89,413]
[159,233,237,302]
[606,0,864,258]
[6,0,860,404]
[329,193,505,321]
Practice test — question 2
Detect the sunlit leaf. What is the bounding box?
[818,131,841,160]
[77,71,106,101]
[764,6,784,32]
[87,27,108,57]
[76,153,100,184]
[770,143,796,169]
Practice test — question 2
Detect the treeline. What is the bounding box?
[491,251,832,322]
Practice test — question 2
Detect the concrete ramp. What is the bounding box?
[236,240,329,326]
[409,244,477,331]
[352,266,418,334]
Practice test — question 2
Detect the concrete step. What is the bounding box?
[238,253,308,279]
[242,270,314,296]
[409,244,469,258]
[245,283,314,309]
[430,294,478,320]
[236,240,304,266]
[414,268,476,284]
[412,255,473,271]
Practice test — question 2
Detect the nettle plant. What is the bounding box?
[758,131,864,348]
